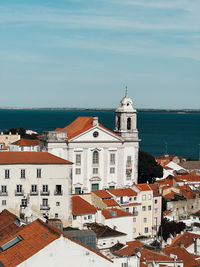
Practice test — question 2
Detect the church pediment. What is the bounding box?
[69,125,123,143]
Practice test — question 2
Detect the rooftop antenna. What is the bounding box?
[125,86,128,97]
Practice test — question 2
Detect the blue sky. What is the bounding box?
[0,0,200,109]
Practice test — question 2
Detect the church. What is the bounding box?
[40,92,140,193]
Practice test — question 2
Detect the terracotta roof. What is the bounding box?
[11,138,39,147]
[163,210,172,216]
[175,172,200,183]
[163,192,178,199]
[169,232,200,248]
[86,223,126,238]
[108,188,137,197]
[163,246,199,267]
[134,184,151,191]
[55,116,119,140]
[72,196,97,215]
[0,151,72,165]
[92,190,112,199]
[102,199,119,207]
[191,210,200,217]
[155,176,174,187]
[116,244,174,262]
[178,185,196,199]
[0,210,20,242]
[102,208,133,219]
[0,219,112,266]
[148,184,161,196]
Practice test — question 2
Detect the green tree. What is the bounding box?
[138,150,163,184]
[158,218,186,241]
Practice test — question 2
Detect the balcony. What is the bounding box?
[40,190,50,196]
[30,190,39,196]
[54,190,63,196]
[15,190,24,196]
[0,191,8,196]
[40,204,50,210]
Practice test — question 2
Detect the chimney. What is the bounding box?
[93,117,99,126]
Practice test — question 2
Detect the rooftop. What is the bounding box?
[11,138,39,147]
[86,223,126,238]
[108,188,137,197]
[0,151,72,165]
[101,208,133,219]
[169,232,200,248]
[72,196,97,215]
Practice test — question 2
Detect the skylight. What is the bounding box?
[0,236,23,252]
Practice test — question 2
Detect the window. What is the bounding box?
[109,186,115,189]
[133,217,136,222]
[0,236,23,251]
[37,168,41,178]
[56,202,60,206]
[55,213,58,218]
[110,153,115,165]
[42,185,48,193]
[93,168,98,174]
[134,196,137,201]
[155,199,158,204]
[73,215,77,220]
[5,169,10,179]
[92,151,99,164]
[154,208,158,214]
[110,167,115,174]
[88,215,92,219]
[144,218,147,223]
[148,205,151,211]
[75,168,81,175]
[31,185,37,192]
[76,154,81,165]
[127,117,131,130]
[121,263,128,267]
[142,206,146,211]
[42,198,48,206]
[55,185,62,195]
[191,205,194,209]
[21,169,25,178]
[93,131,99,138]
[2,200,6,206]
[126,208,129,212]
[91,183,99,191]
[142,195,146,201]
[75,187,81,194]
[133,228,136,233]
[84,216,87,220]
[1,186,7,193]
[21,199,27,207]
[144,227,148,233]
[16,185,22,193]
[148,194,152,200]
[117,116,120,130]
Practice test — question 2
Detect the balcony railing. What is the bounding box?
[40,190,50,196]
[40,204,50,210]
[54,190,63,196]
[30,190,39,196]
[0,191,8,196]
[15,190,24,196]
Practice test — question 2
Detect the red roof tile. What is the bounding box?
[102,208,133,219]
[135,184,151,191]
[163,246,199,267]
[11,138,39,147]
[108,188,137,197]
[0,151,72,164]
[92,190,112,199]
[169,232,200,248]
[55,116,119,140]
[102,199,119,207]
[72,196,97,215]
[0,210,20,242]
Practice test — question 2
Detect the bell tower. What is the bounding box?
[114,89,138,141]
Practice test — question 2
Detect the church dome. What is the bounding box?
[116,89,136,112]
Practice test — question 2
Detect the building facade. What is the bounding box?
[40,93,139,193]
[0,151,72,226]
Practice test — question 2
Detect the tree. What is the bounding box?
[138,150,163,184]
[158,218,186,241]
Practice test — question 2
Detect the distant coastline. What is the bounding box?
[0,107,200,113]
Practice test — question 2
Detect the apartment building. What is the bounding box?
[0,151,72,226]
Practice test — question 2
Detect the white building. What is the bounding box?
[40,93,140,193]
[0,151,72,226]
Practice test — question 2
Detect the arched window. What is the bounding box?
[127,117,131,130]
[93,151,99,164]
[117,116,121,130]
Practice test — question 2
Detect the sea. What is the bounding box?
[0,109,199,160]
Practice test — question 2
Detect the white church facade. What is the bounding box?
[40,93,140,194]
